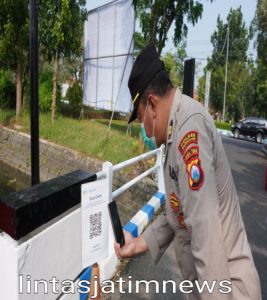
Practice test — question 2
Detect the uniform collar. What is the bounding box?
[164,88,182,159]
[166,88,182,144]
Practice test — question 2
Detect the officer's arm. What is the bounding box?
[177,114,232,298]
[143,214,175,264]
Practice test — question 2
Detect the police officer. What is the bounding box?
[114,43,262,299]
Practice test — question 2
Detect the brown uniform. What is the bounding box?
[143,88,262,299]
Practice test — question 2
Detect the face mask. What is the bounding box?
[140,102,158,151]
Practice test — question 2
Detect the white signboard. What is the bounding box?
[83,0,134,113]
[82,179,109,268]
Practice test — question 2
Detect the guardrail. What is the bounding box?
[96,145,165,198]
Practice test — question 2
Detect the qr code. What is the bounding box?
[89,212,102,239]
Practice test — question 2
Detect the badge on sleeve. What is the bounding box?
[178,131,198,155]
[183,146,199,163]
[186,157,204,190]
[178,131,204,191]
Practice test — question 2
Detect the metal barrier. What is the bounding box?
[97,144,165,237]
[96,145,165,198]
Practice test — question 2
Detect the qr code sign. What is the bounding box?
[89,212,102,239]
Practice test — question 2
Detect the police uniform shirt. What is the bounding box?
[143,88,262,300]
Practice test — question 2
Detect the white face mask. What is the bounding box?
[140,101,158,150]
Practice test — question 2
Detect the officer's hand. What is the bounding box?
[114,231,149,259]
[114,230,136,259]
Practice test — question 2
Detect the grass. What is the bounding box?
[0,108,234,164]
[0,109,16,125]
[0,109,143,164]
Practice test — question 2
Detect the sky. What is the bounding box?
[86,0,258,79]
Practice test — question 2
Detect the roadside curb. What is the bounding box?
[217,128,233,137]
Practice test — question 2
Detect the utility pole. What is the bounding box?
[222,25,229,122]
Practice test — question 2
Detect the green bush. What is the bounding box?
[0,71,16,109]
[65,81,83,114]
[39,70,61,113]
[39,79,53,112]
[215,121,231,131]
[24,66,61,113]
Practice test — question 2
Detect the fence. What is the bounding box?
[79,145,166,300]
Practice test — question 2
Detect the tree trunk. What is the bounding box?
[16,61,23,122]
[51,50,59,123]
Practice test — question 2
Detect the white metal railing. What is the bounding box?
[113,147,160,172]
[112,165,158,199]
[79,145,166,298]
[96,144,165,201]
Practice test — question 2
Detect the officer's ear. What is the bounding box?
[147,94,158,118]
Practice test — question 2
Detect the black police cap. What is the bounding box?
[128,43,164,124]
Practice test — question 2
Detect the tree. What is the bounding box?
[134,32,148,54]
[209,7,250,67]
[133,0,212,55]
[0,0,29,120]
[39,0,87,122]
[251,0,267,117]
[162,42,187,88]
[200,7,253,121]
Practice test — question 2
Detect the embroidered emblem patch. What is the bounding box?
[178,131,198,154]
[186,157,204,190]
[183,146,199,163]
[177,213,187,229]
[191,165,200,182]
[178,130,204,191]
[170,192,180,212]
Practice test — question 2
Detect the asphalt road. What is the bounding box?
[222,136,267,299]
[104,136,267,300]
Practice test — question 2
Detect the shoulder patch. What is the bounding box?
[178,131,198,154]
[178,130,204,191]
[186,157,204,190]
[183,145,199,163]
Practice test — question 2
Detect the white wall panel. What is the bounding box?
[83,0,134,113]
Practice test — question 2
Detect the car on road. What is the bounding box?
[231,117,267,143]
